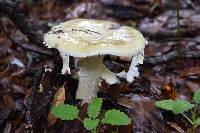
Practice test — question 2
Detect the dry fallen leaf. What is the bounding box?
[48,85,65,125]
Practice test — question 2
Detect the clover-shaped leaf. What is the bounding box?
[102,109,131,125]
[87,98,102,119]
[51,104,79,120]
[83,118,99,130]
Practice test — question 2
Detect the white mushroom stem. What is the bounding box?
[75,56,118,103]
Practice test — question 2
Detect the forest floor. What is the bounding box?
[0,0,200,133]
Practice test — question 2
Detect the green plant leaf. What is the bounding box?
[193,90,200,104]
[172,99,194,114]
[155,100,175,111]
[51,104,79,120]
[103,109,131,125]
[87,98,102,119]
[83,118,99,130]
[155,99,194,114]
[194,117,200,127]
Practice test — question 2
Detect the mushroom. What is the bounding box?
[44,19,147,103]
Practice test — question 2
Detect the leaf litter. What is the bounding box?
[0,0,200,132]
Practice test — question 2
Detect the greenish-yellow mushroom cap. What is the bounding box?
[44,19,147,58]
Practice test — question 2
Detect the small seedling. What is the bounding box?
[51,98,131,133]
[155,89,200,129]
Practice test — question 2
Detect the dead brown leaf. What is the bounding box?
[48,85,65,125]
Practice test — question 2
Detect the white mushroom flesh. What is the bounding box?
[76,56,118,103]
[116,51,144,82]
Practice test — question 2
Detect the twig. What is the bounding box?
[35,51,63,122]
[181,113,193,126]
[176,0,181,42]
[140,27,200,40]
[144,49,200,65]
[24,66,45,132]
[159,38,200,44]
[40,52,62,107]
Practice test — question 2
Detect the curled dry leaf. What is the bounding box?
[162,80,176,100]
